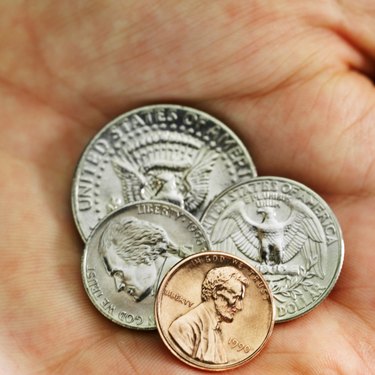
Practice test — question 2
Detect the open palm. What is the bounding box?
[1,1,374,374]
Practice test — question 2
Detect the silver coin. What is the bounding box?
[82,200,211,329]
[72,104,257,240]
[201,177,344,322]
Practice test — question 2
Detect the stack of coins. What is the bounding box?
[72,104,344,370]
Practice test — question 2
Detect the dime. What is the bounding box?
[201,177,344,322]
[72,104,257,240]
[155,251,275,371]
[81,201,211,330]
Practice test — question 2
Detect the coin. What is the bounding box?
[155,251,274,371]
[81,201,211,330]
[201,177,344,322]
[72,104,257,240]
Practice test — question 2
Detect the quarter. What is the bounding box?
[201,177,344,322]
[82,201,211,329]
[155,251,275,371]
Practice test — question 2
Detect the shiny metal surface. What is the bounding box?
[155,251,274,370]
[201,177,344,322]
[82,201,211,329]
[72,104,256,240]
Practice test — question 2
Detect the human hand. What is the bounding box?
[1,1,374,374]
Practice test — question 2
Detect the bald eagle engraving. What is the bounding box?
[112,146,218,212]
[212,199,326,279]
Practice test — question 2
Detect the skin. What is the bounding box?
[0,1,375,374]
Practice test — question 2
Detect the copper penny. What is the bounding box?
[155,251,275,371]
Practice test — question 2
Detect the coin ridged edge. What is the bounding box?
[71,104,257,241]
[201,176,345,323]
[81,200,212,329]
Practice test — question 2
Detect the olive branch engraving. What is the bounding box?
[269,262,318,302]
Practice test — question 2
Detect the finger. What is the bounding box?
[201,65,375,196]
[336,0,375,72]
[0,0,371,118]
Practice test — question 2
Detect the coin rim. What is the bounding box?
[81,200,212,330]
[71,104,257,241]
[154,251,275,371]
[200,176,345,323]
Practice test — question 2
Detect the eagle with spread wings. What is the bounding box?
[211,199,326,279]
[112,146,218,213]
